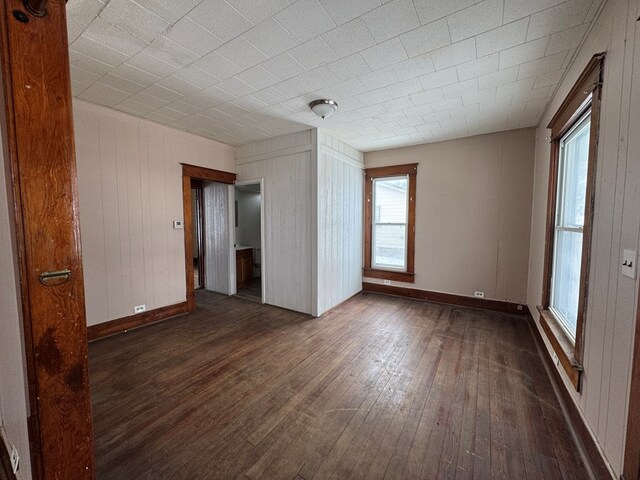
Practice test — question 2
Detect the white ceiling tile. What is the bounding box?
[82,16,148,57]
[385,78,422,99]
[67,0,105,29]
[546,24,590,56]
[201,107,233,122]
[111,63,161,86]
[164,17,223,56]
[495,77,535,97]
[362,0,420,43]
[187,89,232,107]
[168,99,205,115]
[145,37,199,68]
[410,88,445,105]
[275,0,337,43]
[413,0,474,26]
[226,0,290,24]
[194,51,243,80]
[532,70,564,89]
[99,0,169,44]
[526,0,592,41]
[319,0,381,25]
[288,38,339,70]
[116,99,157,116]
[187,0,254,42]
[476,18,529,57]
[261,53,308,80]
[298,66,341,91]
[442,78,478,98]
[236,65,281,90]
[79,82,131,106]
[499,37,549,69]
[69,50,113,76]
[216,77,257,97]
[327,54,372,80]
[357,87,392,105]
[456,54,499,81]
[358,70,398,89]
[430,97,463,112]
[129,91,170,108]
[402,23,451,61]
[70,65,102,86]
[504,0,561,23]
[447,0,504,42]
[361,38,408,71]
[477,66,518,89]
[517,52,567,78]
[171,65,219,89]
[127,50,179,78]
[216,37,268,69]
[133,0,201,24]
[418,67,458,89]
[142,84,185,103]
[322,18,376,58]
[242,19,299,57]
[430,38,476,70]
[100,72,146,94]
[383,55,435,81]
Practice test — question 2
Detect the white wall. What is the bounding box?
[236,130,314,314]
[364,128,536,304]
[204,181,233,295]
[527,0,640,476]
[316,131,364,316]
[0,77,32,480]
[74,100,235,325]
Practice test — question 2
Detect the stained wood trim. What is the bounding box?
[1,1,96,478]
[540,53,605,383]
[87,302,188,341]
[364,163,417,284]
[525,312,613,480]
[362,282,525,315]
[182,164,236,312]
[363,267,415,283]
[623,284,640,480]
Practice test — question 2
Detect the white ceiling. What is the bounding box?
[67,0,603,151]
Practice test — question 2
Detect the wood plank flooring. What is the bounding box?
[89,291,590,480]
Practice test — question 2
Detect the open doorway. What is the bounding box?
[191,180,205,290]
[234,180,264,302]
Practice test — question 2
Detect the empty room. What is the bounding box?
[0,0,639,479]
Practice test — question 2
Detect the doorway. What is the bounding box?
[191,180,205,290]
[234,180,264,303]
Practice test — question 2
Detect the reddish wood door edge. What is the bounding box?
[0,1,95,478]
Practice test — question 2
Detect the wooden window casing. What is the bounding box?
[364,164,417,283]
[538,53,605,391]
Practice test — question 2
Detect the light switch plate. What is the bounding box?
[173,220,183,229]
[622,250,636,279]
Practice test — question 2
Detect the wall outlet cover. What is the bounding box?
[134,304,146,314]
[173,220,183,229]
[474,291,485,298]
[10,445,19,474]
[383,280,391,285]
[622,249,636,279]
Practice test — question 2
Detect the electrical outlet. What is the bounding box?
[517,304,524,311]
[474,291,485,298]
[383,280,391,285]
[10,445,19,474]
[134,304,146,314]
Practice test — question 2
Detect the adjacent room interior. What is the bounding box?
[0,0,639,479]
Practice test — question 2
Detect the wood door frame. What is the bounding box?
[235,178,265,303]
[182,163,236,311]
[0,1,95,478]
[624,284,640,480]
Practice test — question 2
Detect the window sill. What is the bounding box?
[363,267,415,283]
[536,305,583,391]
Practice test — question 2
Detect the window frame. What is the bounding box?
[364,163,417,283]
[538,53,605,391]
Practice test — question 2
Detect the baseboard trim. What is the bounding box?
[87,301,189,341]
[0,428,17,480]
[524,311,614,480]
[362,282,525,315]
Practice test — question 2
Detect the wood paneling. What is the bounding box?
[74,101,235,326]
[1,0,94,477]
[87,302,188,341]
[236,132,313,315]
[89,291,591,479]
[362,282,525,315]
[316,132,363,316]
[203,182,232,295]
[526,1,640,475]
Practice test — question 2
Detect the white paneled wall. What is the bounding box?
[236,130,314,314]
[527,0,640,476]
[316,131,364,316]
[75,101,235,326]
[204,182,233,295]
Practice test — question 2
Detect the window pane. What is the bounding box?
[551,230,584,336]
[373,177,408,223]
[558,114,590,228]
[373,224,407,269]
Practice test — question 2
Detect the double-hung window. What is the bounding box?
[364,164,417,283]
[539,53,604,391]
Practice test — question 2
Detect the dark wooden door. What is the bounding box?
[0,1,95,478]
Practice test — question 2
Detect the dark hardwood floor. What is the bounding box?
[89,291,590,480]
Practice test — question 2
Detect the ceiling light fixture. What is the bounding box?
[309,99,338,119]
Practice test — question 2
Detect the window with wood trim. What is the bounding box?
[538,53,605,391]
[364,164,417,283]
